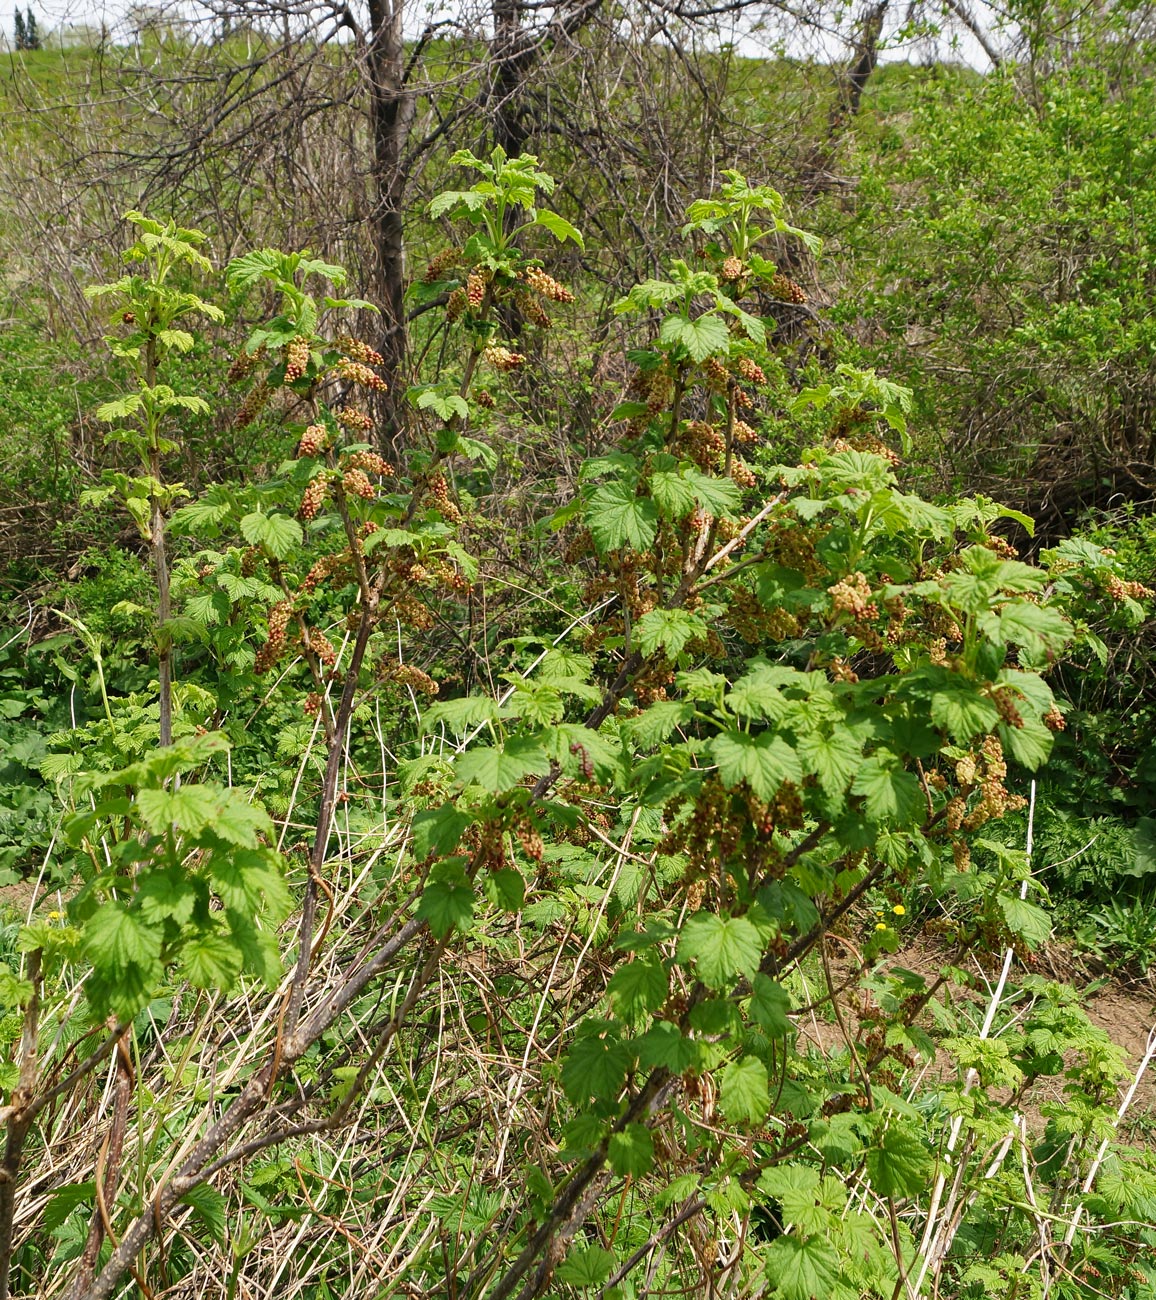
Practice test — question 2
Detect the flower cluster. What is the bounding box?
[679,420,725,472]
[302,553,344,594]
[831,432,900,467]
[426,472,461,524]
[342,468,375,500]
[466,272,487,310]
[828,656,858,683]
[732,418,758,445]
[736,357,766,385]
[1105,574,1155,601]
[336,406,373,433]
[308,629,338,668]
[630,656,676,706]
[392,591,436,631]
[299,474,330,521]
[516,820,545,862]
[721,256,744,281]
[284,336,310,383]
[381,658,439,696]
[255,600,293,674]
[423,248,461,282]
[297,423,328,458]
[730,459,756,488]
[344,449,393,477]
[234,380,271,428]
[700,356,729,390]
[227,345,265,383]
[517,292,551,329]
[569,741,596,782]
[769,272,807,304]
[660,777,745,879]
[624,366,673,431]
[337,335,384,365]
[726,587,800,645]
[522,266,575,302]
[482,345,525,371]
[828,572,877,620]
[991,684,1025,729]
[1043,704,1066,731]
[336,359,388,392]
[955,735,1026,832]
[765,523,822,582]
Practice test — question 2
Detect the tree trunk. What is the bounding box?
[829,0,890,135]
[491,0,530,158]
[827,0,889,137]
[365,0,416,455]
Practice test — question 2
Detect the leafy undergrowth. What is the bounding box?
[1,166,1155,1300]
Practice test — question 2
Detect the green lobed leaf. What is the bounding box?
[720,1055,770,1124]
[760,1166,845,1233]
[455,737,551,792]
[230,915,283,989]
[180,1184,228,1244]
[635,608,708,658]
[207,849,292,922]
[997,894,1051,948]
[42,1183,96,1234]
[83,903,162,974]
[684,467,741,516]
[483,867,525,911]
[422,696,500,735]
[633,1022,699,1071]
[649,468,698,519]
[711,730,801,801]
[534,209,584,247]
[606,954,668,1023]
[562,1022,630,1105]
[677,913,763,988]
[544,723,622,783]
[725,663,804,721]
[182,927,244,991]
[411,804,474,858]
[239,511,303,560]
[607,1123,655,1177]
[765,1234,842,1300]
[851,752,923,826]
[658,312,731,362]
[557,1246,615,1287]
[749,974,793,1036]
[930,685,1001,743]
[137,868,197,925]
[865,1123,932,1198]
[417,860,475,937]
[797,728,863,801]
[999,718,1054,770]
[586,482,658,554]
[622,700,695,748]
[988,602,1071,656]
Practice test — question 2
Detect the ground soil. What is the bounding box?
[796,936,1156,1137]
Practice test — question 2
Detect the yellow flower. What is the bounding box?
[892,905,906,916]
[875,922,888,931]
